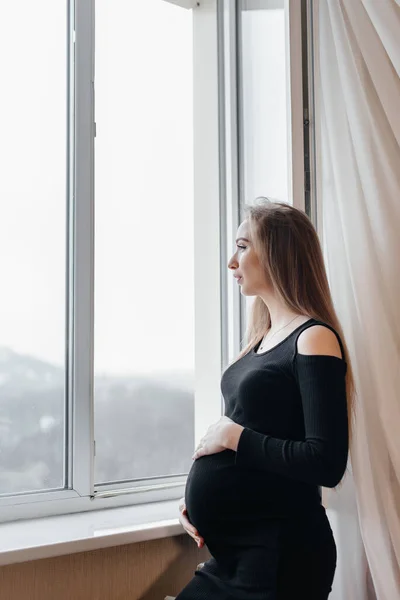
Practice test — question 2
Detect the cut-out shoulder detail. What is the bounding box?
[297,325,343,359]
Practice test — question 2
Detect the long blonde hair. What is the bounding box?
[237,199,355,440]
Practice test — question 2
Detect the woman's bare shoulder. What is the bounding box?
[297,325,342,358]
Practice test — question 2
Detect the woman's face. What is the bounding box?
[228,220,269,297]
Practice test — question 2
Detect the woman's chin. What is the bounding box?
[240,285,257,297]
[239,283,250,296]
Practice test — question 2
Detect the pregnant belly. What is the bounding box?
[185,451,310,540]
[185,450,240,536]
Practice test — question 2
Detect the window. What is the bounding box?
[0,1,67,495]
[94,0,194,486]
[0,0,307,521]
[239,0,289,204]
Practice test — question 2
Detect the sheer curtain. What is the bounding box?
[314,0,400,598]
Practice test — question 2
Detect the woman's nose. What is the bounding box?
[228,254,238,270]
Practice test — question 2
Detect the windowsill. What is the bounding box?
[0,500,183,566]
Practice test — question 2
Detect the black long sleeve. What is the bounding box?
[234,354,349,488]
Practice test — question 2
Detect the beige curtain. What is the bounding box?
[314,0,400,598]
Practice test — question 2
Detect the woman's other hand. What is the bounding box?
[178,497,205,549]
[192,416,244,460]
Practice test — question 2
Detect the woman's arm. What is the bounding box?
[225,326,349,488]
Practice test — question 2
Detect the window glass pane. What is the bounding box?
[0,2,67,494]
[240,0,289,204]
[95,1,194,484]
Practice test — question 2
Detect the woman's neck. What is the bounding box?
[259,294,304,332]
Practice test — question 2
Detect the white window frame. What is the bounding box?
[0,0,308,523]
[192,0,225,441]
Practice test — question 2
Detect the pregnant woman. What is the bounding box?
[176,200,353,600]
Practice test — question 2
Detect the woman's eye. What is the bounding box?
[236,245,247,251]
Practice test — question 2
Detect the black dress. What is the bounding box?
[176,319,348,600]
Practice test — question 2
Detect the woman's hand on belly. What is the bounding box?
[192,416,244,460]
[178,497,205,548]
